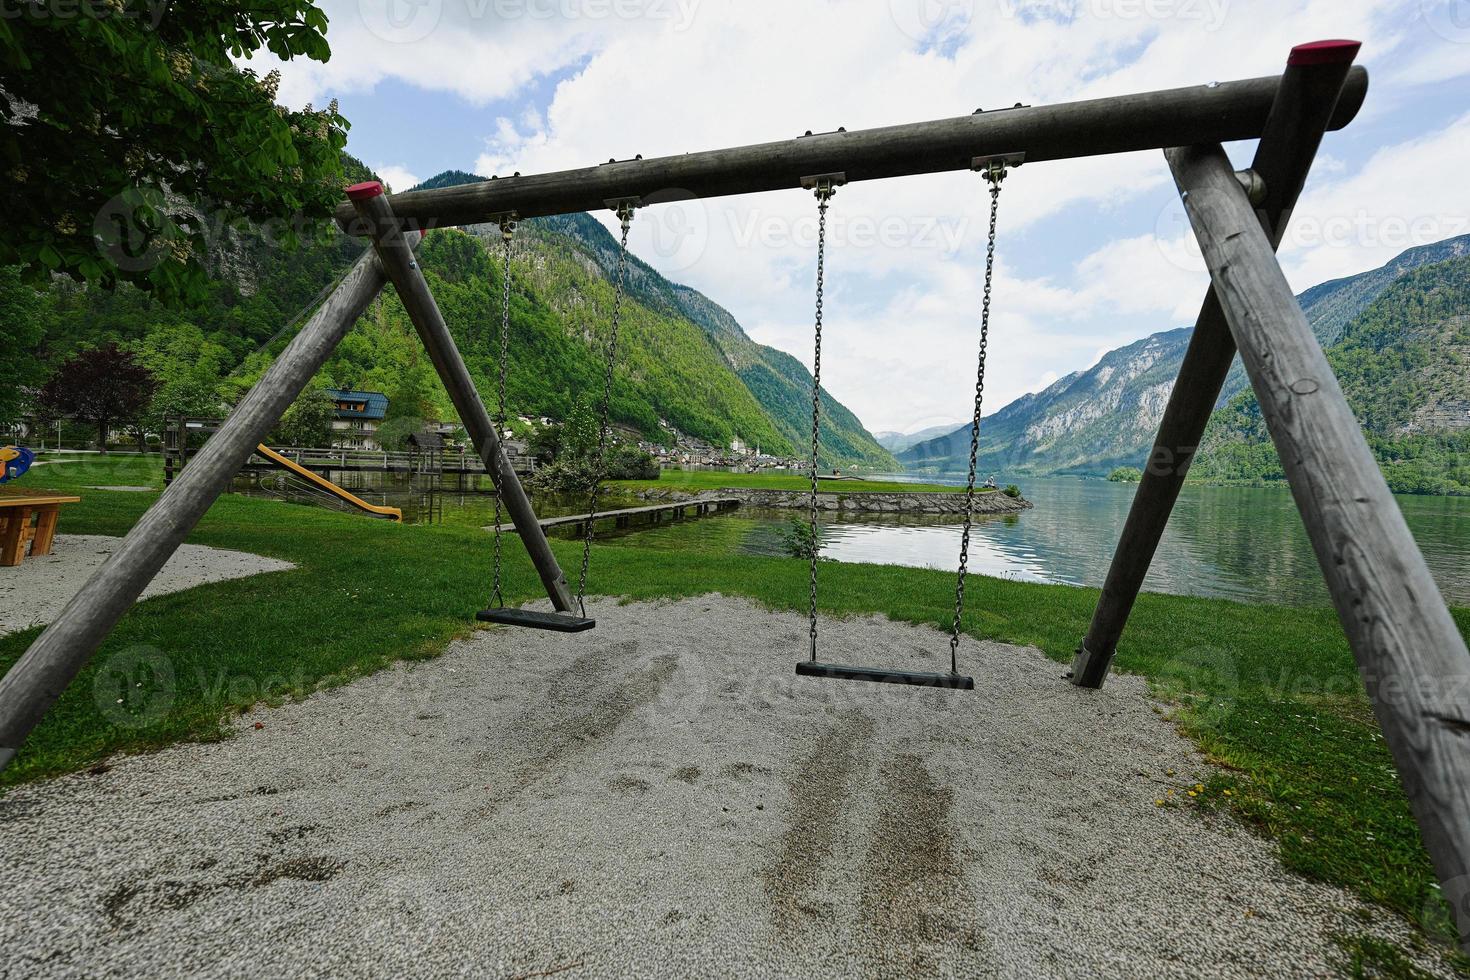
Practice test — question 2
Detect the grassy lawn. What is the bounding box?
[2,456,1468,960]
[610,469,981,494]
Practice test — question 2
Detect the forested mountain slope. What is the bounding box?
[1193,255,1470,494]
[513,210,894,466]
[900,234,1470,480]
[8,166,895,468]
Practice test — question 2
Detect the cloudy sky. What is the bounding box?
[260,0,1470,435]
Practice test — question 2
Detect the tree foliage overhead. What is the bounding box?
[0,268,46,425]
[0,1,348,305]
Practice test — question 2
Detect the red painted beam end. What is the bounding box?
[345,180,384,201]
[1288,39,1361,67]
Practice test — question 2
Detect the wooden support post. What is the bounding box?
[0,507,30,567]
[0,244,399,774]
[1072,40,1363,688]
[30,507,59,557]
[1171,140,1470,951]
[348,182,576,613]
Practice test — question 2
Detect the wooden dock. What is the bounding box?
[499,497,742,534]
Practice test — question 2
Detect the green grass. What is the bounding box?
[2,456,1468,962]
[27,452,164,490]
[610,469,977,494]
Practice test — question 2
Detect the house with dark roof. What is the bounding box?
[326,389,388,450]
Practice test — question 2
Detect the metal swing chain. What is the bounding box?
[807,180,835,663]
[575,202,636,614]
[949,162,1007,672]
[490,215,517,608]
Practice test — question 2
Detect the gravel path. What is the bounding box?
[0,596,1447,978]
[0,534,294,636]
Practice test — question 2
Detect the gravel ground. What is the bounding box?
[0,595,1450,978]
[0,534,294,636]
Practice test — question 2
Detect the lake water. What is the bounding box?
[237,470,1470,608]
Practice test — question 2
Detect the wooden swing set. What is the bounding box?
[1,39,1466,950]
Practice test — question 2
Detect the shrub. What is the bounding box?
[1107,467,1144,483]
[605,445,659,481]
[777,517,822,561]
[527,444,659,492]
[1002,484,1022,498]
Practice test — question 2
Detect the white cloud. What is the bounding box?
[373,164,423,194]
[1279,109,1470,289]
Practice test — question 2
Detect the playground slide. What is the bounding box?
[254,444,402,522]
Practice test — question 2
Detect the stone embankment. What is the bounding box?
[636,487,1032,515]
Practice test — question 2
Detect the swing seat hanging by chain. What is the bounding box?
[476,607,596,632]
[794,161,1013,690]
[476,203,636,633]
[795,661,977,689]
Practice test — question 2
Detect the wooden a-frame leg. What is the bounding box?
[1172,140,1470,953]
[348,183,577,613]
[1072,40,1362,688]
[0,243,403,775]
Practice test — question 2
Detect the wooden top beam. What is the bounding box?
[335,64,1367,233]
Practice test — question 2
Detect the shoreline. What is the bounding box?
[635,486,1033,515]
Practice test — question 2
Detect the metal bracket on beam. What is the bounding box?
[603,196,641,219]
[1234,168,1267,206]
[491,211,519,239]
[972,152,1025,170]
[799,172,847,191]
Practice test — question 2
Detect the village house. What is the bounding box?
[326,389,388,451]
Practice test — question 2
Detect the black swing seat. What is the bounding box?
[476,608,596,633]
[796,661,976,690]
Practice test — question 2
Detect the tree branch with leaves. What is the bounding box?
[0,1,348,305]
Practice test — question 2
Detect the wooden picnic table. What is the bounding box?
[0,489,82,567]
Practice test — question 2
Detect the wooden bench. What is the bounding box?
[0,490,82,567]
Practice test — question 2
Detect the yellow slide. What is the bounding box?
[254,444,403,522]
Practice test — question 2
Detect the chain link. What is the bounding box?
[576,203,636,613]
[489,216,516,608]
[949,163,1006,672]
[807,181,835,663]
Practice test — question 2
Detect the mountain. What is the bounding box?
[1193,254,1470,494]
[476,205,887,467]
[401,171,892,466]
[9,164,895,468]
[900,234,1470,478]
[875,424,963,454]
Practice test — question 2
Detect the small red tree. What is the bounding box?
[38,345,157,453]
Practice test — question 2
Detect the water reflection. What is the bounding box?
[232,468,1469,608]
